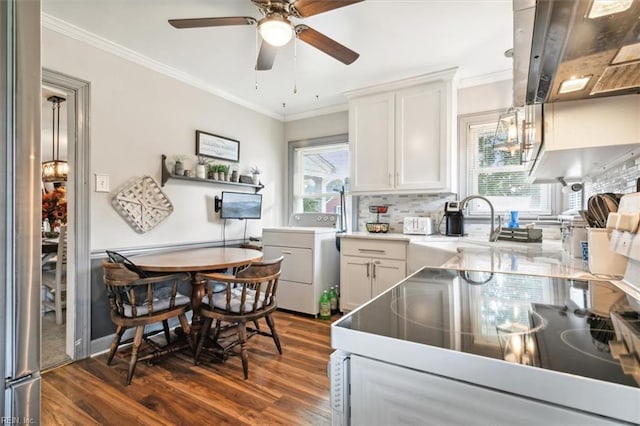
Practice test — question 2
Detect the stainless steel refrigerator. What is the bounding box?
[2,0,42,420]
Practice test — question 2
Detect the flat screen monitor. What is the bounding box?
[220,191,262,219]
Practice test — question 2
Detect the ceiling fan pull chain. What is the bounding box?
[293,37,297,94]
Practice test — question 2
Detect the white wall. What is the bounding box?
[458,79,512,115]
[284,110,348,142]
[42,28,285,250]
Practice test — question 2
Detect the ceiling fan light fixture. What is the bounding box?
[258,16,293,47]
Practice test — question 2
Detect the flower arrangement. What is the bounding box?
[42,187,67,226]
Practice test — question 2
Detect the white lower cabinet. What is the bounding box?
[350,355,623,426]
[340,238,407,312]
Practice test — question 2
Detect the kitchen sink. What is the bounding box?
[408,235,571,276]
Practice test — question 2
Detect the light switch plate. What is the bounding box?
[95,174,110,192]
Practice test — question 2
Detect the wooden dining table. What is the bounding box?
[132,247,263,340]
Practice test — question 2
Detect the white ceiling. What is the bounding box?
[42,0,514,121]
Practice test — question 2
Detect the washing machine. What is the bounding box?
[262,213,340,316]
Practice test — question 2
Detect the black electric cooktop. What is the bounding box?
[336,267,640,389]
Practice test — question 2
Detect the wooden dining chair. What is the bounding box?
[42,225,67,325]
[102,260,193,385]
[194,256,284,379]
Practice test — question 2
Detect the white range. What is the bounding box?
[262,213,340,316]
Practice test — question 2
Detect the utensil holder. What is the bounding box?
[587,228,628,276]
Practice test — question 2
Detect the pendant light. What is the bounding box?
[493,106,524,154]
[42,96,68,182]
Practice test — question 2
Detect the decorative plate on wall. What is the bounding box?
[112,176,174,233]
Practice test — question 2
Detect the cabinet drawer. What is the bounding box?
[341,239,407,260]
[262,230,314,248]
[263,245,312,284]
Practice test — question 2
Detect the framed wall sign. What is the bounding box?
[195,130,240,162]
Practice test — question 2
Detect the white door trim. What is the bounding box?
[42,68,91,360]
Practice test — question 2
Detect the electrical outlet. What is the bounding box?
[95,174,110,192]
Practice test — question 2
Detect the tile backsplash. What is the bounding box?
[356,193,455,233]
[588,153,640,195]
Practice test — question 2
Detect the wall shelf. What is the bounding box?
[161,154,264,193]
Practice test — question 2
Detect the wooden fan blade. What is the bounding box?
[295,25,359,65]
[291,0,364,18]
[168,17,256,29]
[256,41,278,71]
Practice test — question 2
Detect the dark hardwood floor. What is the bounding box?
[41,311,339,425]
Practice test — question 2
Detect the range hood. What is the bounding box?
[514,0,640,105]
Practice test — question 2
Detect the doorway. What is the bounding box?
[41,69,91,370]
[40,86,70,368]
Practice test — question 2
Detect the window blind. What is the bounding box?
[467,121,553,216]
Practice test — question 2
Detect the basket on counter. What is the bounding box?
[366,223,389,233]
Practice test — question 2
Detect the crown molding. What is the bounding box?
[283,103,348,122]
[345,67,460,99]
[42,13,284,121]
[458,69,512,88]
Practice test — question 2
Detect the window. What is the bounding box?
[290,139,349,215]
[462,111,554,217]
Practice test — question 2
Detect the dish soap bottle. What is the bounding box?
[320,290,331,320]
[508,211,519,228]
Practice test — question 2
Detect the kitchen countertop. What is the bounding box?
[423,238,599,279]
[342,231,619,280]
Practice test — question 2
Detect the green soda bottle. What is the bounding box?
[320,290,331,320]
[328,286,338,314]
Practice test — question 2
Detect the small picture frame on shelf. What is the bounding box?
[196,130,240,162]
[239,175,254,184]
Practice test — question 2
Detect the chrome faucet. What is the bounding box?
[460,195,502,242]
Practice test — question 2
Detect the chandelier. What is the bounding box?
[42,96,68,182]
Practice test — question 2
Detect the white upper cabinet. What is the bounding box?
[347,68,458,194]
[349,92,395,192]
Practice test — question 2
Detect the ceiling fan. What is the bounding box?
[168,0,364,71]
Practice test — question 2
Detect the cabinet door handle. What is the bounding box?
[372,263,376,279]
[365,262,370,278]
[280,250,292,255]
[358,248,385,254]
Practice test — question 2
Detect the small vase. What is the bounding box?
[196,164,206,179]
[174,161,184,176]
[253,173,260,185]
